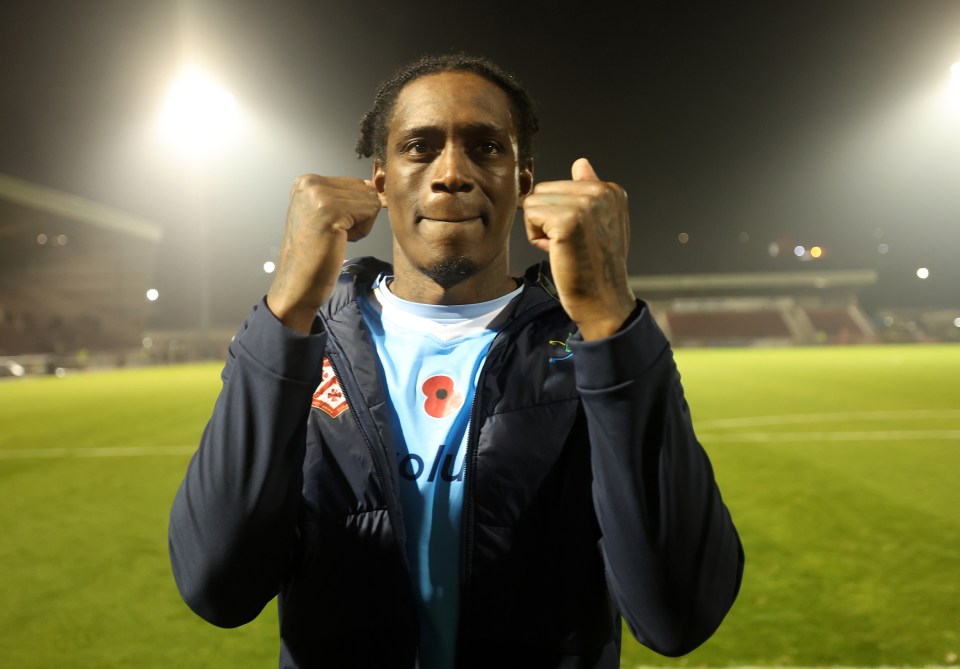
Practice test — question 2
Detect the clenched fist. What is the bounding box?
[522,158,637,340]
[267,175,381,333]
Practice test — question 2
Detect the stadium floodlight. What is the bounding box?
[810,246,823,259]
[793,245,806,257]
[158,66,238,159]
[155,66,240,349]
[916,267,930,280]
[146,288,159,301]
[263,261,276,274]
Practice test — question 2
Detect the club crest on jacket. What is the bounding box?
[312,357,349,418]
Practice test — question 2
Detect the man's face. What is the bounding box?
[373,71,533,290]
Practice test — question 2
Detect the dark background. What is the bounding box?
[2,0,958,328]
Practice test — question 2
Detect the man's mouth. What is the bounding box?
[417,215,484,225]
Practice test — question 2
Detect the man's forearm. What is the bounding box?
[168,300,327,627]
[573,305,744,656]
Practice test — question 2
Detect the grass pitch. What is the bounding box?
[0,346,958,668]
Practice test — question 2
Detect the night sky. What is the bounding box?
[2,0,959,328]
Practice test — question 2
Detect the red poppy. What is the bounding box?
[421,375,464,418]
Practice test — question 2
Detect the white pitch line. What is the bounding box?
[631,666,955,669]
[0,445,196,459]
[699,430,960,443]
[697,409,960,430]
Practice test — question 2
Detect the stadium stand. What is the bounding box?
[630,271,879,347]
[875,307,960,343]
[805,306,869,344]
[665,308,792,346]
[0,173,161,361]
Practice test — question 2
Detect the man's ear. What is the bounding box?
[518,158,534,202]
[373,160,388,208]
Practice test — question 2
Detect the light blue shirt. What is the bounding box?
[358,276,521,669]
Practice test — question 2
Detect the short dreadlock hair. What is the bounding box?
[355,53,539,164]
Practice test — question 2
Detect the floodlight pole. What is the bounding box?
[195,179,212,357]
[176,164,213,358]
[159,67,236,359]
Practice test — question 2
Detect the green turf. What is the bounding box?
[0,365,280,668]
[1,347,958,667]
[620,345,960,668]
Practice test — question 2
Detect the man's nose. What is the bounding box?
[431,148,474,194]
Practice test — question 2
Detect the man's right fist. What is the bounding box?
[266,175,381,333]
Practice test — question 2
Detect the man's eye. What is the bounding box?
[478,141,500,155]
[406,141,430,154]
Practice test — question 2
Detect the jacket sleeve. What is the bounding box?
[569,302,744,657]
[168,299,327,628]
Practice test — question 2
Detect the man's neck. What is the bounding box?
[389,256,518,306]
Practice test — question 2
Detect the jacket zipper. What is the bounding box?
[458,294,563,615]
[324,350,387,502]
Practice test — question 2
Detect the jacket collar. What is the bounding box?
[325,256,560,323]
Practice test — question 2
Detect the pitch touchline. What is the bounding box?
[0,445,196,459]
[699,430,960,443]
[631,666,955,669]
[697,409,960,430]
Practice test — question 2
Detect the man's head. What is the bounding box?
[356,53,539,165]
[358,55,539,299]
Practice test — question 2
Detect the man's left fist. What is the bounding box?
[522,158,637,340]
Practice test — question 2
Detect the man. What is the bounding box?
[169,53,743,669]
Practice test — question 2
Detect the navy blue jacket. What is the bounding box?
[169,259,743,668]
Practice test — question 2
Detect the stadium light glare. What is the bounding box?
[146,288,160,301]
[878,243,890,254]
[678,232,689,244]
[953,317,960,328]
[810,246,823,258]
[263,261,276,274]
[916,267,930,280]
[5,361,26,377]
[948,61,960,112]
[793,245,806,257]
[158,66,238,159]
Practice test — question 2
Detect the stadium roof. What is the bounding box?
[0,172,162,243]
[630,269,878,296]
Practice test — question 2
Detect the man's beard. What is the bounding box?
[421,256,477,289]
